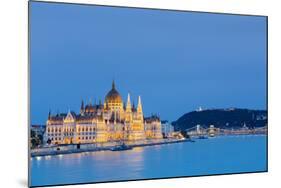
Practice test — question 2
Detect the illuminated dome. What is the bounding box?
[105,81,123,104]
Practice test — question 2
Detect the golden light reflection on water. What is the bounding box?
[132,147,144,152]
[31,136,267,186]
[32,146,147,179]
[36,156,42,161]
[58,154,63,160]
[44,155,51,160]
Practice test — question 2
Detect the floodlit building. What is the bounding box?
[161,120,174,137]
[45,81,162,144]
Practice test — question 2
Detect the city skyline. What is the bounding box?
[30,2,267,124]
[37,80,266,123]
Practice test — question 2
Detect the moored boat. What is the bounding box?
[110,143,133,151]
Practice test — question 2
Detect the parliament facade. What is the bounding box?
[45,81,162,144]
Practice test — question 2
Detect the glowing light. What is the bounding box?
[36,156,42,161]
[46,81,163,145]
[45,155,51,160]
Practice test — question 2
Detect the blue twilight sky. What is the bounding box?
[30,2,267,124]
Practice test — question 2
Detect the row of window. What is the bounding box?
[64,133,74,136]
[78,136,95,140]
[47,126,161,134]
[48,133,61,137]
[47,127,97,133]
[50,137,61,141]
[108,103,122,106]
[77,127,96,132]
[47,128,61,133]
[108,127,126,131]
[48,136,96,141]
[48,132,98,136]
[78,132,96,136]
[47,128,74,133]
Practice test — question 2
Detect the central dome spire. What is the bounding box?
[112,80,115,89]
[105,80,123,104]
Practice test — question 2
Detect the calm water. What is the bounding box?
[31,135,267,187]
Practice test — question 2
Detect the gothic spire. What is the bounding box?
[137,95,143,113]
[80,100,85,115]
[81,100,84,110]
[126,93,132,112]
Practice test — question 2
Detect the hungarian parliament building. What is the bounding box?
[45,81,163,144]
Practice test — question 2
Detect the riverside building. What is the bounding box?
[45,81,162,144]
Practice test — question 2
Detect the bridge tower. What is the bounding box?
[196,124,201,135]
[208,125,216,137]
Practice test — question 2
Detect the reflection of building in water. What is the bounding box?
[45,81,162,144]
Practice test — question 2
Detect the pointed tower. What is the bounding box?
[125,93,133,122]
[137,96,144,122]
[89,98,92,106]
[137,96,143,113]
[112,80,115,89]
[128,95,145,141]
[126,93,132,112]
[48,110,51,120]
[80,100,84,115]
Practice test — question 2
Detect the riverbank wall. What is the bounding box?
[30,138,189,157]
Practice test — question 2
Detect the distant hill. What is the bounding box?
[172,108,267,131]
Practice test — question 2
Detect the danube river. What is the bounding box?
[31,135,267,187]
